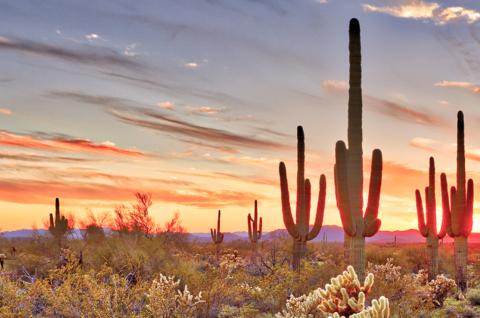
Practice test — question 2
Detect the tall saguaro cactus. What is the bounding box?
[247,200,262,255]
[415,157,447,280]
[210,210,224,260]
[49,198,69,247]
[279,126,327,270]
[334,18,383,281]
[440,111,474,292]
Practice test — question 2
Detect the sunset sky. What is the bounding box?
[1,0,480,233]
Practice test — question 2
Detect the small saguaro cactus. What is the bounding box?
[49,198,69,247]
[247,200,262,254]
[440,111,474,292]
[415,157,447,280]
[334,18,383,281]
[279,126,327,270]
[210,210,224,259]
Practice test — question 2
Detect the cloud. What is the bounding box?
[434,80,480,93]
[0,151,92,163]
[0,36,142,70]
[48,90,285,151]
[0,177,262,208]
[409,137,440,151]
[363,1,480,24]
[123,43,139,57]
[85,33,100,41]
[0,130,144,157]
[110,107,287,150]
[0,108,12,115]
[188,105,225,115]
[158,101,174,110]
[364,96,447,127]
[184,62,199,69]
[321,80,348,92]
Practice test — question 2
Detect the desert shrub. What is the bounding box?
[467,288,480,307]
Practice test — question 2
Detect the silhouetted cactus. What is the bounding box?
[279,126,326,270]
[415,157,447,280]
[210,210,224,259]
[440,111,474,292]
[334,18,383,281]
[49,198,69,247]
[247,200,262,258]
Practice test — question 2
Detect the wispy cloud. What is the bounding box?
[48,91,285,151]
[435,80,480,93]
[184,62,199,69]
[110,107,287,150]
[364,96,447,127]
[0,36,142,70]
[0,108,12,115]
[409,137,440,151]
[321,81,446,127]
[0,130,144,157]
[188,105,225,115]
[158,101,175,110]
[0,177,262,208]
[363,1,480,24]
[321,79,348,92]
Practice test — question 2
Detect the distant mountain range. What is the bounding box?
[3,225,480,243]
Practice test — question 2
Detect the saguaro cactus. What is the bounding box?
[247,200,262,256]
[440,111,474,292]
[49,198,69,247]
[279,126,327,270]
[210,210,224,260]
[415,157,447,280]
[334,18,383,281]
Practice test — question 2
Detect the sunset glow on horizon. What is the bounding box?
[1,0,480,233]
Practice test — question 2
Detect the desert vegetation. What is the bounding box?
[0,17,480,318]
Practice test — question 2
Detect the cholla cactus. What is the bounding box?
[277,265,390,318]
[211,210,224,260]
[144,274,204,317]
[328,297,390,318]
[440,111,474,292]
[49,198,69,247]
[279,126,327,270]
[415,157,447,280]
[334,18,383,281]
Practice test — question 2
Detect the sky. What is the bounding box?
[1,0,480,233]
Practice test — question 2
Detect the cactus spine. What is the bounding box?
[49,198,69,247]
[334,18,383,281]
[247,200,262,258]
[210,210,224,260]
[415,157,447,280]
[440,111,474,292]
[279,126,327,270]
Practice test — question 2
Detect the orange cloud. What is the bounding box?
[363,1,480,24]
[435,80,480,93]
[0,131,144,157]
[0,178,263,208]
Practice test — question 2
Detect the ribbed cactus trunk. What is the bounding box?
[279,126,327,271]
[210,210,224,262]
[49,198,68,248]
[247,200,262,263]
[440,111,474,293]
[334,18,383,281]
[454,237,468,292]
[415,157,446,280]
